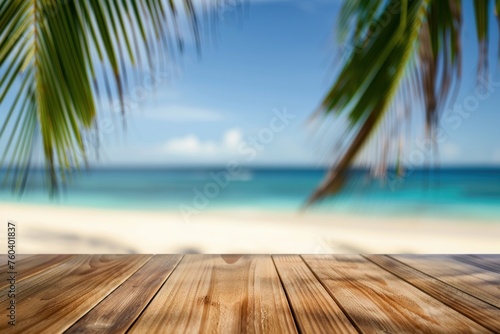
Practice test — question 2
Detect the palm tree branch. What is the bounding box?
[309,0,500,206]
[0,0,205,194]
[308,0,429,204]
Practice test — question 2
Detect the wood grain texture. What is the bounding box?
[129,255,298,334]
[66,255,182,334]
[1,254,498,332]
[0,254,36,265]
[0,254,72,290]
[273,255,358,333]
[0,255,151,333]
[393,255,500,308]
[449,255,500,275]
[365,255,500,333]
[302,254,491,334]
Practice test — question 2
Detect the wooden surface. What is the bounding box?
[0,255,498,333]
[129,255,297,333]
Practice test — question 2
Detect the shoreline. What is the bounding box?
[1,197,499,223]
[1,202,499,254]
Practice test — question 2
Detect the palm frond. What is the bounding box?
[308,0,429,204]
[0,0,204,194]
[474,0,489,80]
[308,0,499,206]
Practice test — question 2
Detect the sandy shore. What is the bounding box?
[1,202,499,254]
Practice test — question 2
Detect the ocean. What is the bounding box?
[1,167,499,221]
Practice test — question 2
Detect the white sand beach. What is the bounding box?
[1,202,499,254]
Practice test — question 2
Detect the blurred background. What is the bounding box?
[1,0,499,254]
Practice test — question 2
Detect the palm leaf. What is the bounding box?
[308,0,500,205]
[0,0,204,194]
[308,0,428,204]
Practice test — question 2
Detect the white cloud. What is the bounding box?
[164,135,217,154]
[163,128,243,155]
[144,106,225,123]
[223,128,243,150]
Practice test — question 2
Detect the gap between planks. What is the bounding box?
[272,255,359,334]
[270,256,303,334]
[392,255,500,309]
[66,255,184,334]
[0,255,152,333]
[301,254,492,333]
[363,255,500,333]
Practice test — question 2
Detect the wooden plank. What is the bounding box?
[365,255,500,333]
[66,255,182,334]
[302,254,491,333]
[0,255,151,333]
[0,255,72,290]
[393,255,500,308]
[273,255,358,333]
[129,255,298,333]
[0,254,56,272]
[449,255,500,275]
[0,254,36,265]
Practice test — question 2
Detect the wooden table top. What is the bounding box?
[1,254,499,333]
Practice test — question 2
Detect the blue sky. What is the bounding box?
[91,0,342,167]
[3,0,500,168]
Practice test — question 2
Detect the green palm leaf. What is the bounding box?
[308,0,500,205]
[0,0,202,194]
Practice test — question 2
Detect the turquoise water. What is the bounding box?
[0,167,499,221]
